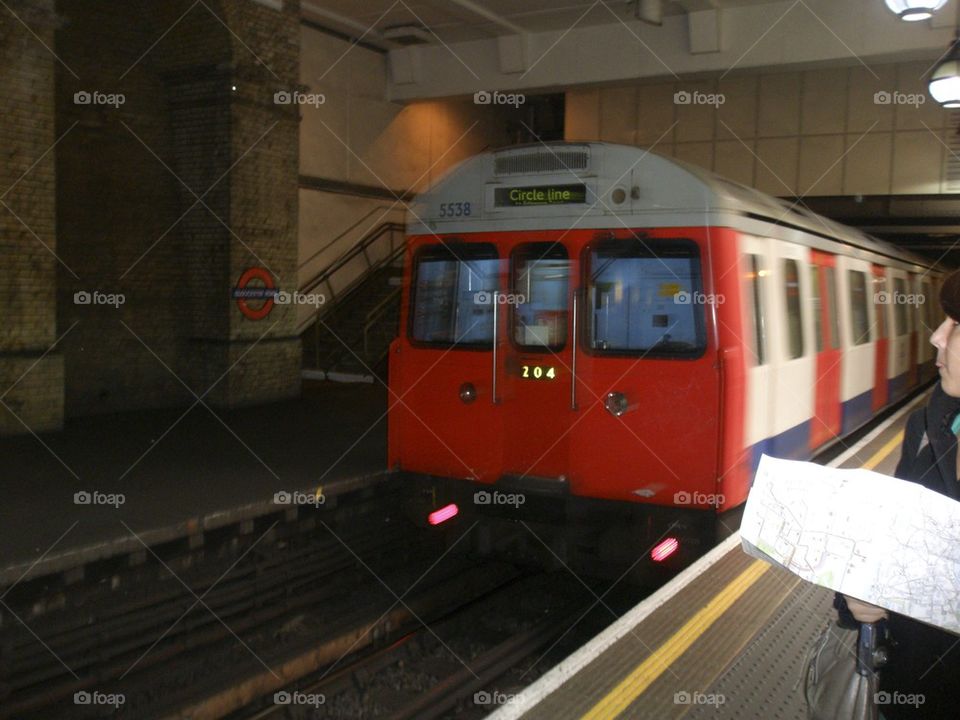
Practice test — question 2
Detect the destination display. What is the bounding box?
[494,183,588,207]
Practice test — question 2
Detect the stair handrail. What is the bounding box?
[362,283,403,357]
[298,204,403,273]
[301,221,404,299]
[300,222,405,339]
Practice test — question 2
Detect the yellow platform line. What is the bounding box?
[863,430,903,471]
[580,425,907,720]
[580,560,769,720]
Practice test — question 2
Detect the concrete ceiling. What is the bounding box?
[301,0,959,101]
[301,0,790,45]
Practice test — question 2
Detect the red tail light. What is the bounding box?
[651,537,680,562]
[428,503,459,526]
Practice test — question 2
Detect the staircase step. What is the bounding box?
[301,369,375,384]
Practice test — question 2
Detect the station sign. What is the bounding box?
[494,183,587,207]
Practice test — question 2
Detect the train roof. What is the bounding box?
[407,142,935,271]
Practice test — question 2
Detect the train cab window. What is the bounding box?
[825,267,841,350]
[893,278,908,336]
[848,270,871,345]
[511,243,570,351]
[409,243,499,347]
[811,266,823,353]
[585,239,705,357]
[784,259,804,359]
[745,254,766,365]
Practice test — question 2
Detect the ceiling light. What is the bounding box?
[884,0,947,22]
[929,39,960,108]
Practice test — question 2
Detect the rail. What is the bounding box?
[298,205,401,277]
[363,282,403,357]
[298,221,405,337]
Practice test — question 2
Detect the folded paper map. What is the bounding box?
[741,454,960,635]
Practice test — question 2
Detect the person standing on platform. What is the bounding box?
[839,269,960,720]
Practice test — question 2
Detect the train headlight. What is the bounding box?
[459,382,477,404]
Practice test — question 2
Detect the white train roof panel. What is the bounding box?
[406,142,931,270]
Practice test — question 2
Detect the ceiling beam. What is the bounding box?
[446,0,527,35]
[301,2,391,47]
[676,0,719,10]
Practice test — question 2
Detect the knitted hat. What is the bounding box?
[940,269,960,322]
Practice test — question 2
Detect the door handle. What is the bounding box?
[604,391,629,417]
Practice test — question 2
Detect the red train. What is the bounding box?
[387,142,942,573]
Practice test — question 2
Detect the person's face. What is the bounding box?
[931,316,960,397]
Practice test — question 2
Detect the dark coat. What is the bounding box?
[875,383,960,719]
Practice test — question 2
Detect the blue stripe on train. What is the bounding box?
[887,372,909,403]
[748,389,878,476]
[840,389,873,436]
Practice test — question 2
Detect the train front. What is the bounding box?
[387,143,743,577]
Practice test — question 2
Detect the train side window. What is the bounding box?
[811,266,823,353]
[908,278,918,335]
[825,266,840,350]
[585,238,705,357]
[848,270,870,345]
[783,259,804,359]
[512,243,569,351]
[873,274,887,340]
[923,281,934,332]
[409,243,499,347]
[893,278,908,336]
[745,254,766,365]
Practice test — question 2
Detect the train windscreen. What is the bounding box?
[409,243,499,347]
[585,239,706,357]
[511,243,570,351]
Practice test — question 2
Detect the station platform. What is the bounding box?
[0,381,388,586]
[488,391,926,720]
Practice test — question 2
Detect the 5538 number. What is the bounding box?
[438,201,472,218]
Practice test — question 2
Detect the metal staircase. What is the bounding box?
[299,212,405,381]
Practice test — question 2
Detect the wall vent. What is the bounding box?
[494,148,589,175]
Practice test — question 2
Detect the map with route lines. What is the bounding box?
[740,454,960,635]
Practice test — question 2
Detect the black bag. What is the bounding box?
[804,619,885,720]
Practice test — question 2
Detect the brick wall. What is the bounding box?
[55,0,190,416]
[42,0,299,430]
[211,0,301,406]
[0,0,64,433]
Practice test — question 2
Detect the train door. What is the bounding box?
[886,269,911,400]
[497,235,575,489]
[390,240,504,482]
[838,257,875,433]
[740,236,773,464]
[568,230,719,505]
[919,277,936,381]
[871,265,890,411]
[767,242,815,459]
[906,272,920,388]
[809,251,842,448]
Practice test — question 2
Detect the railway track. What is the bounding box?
[0,484,470,719]
[228,571,597,720]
